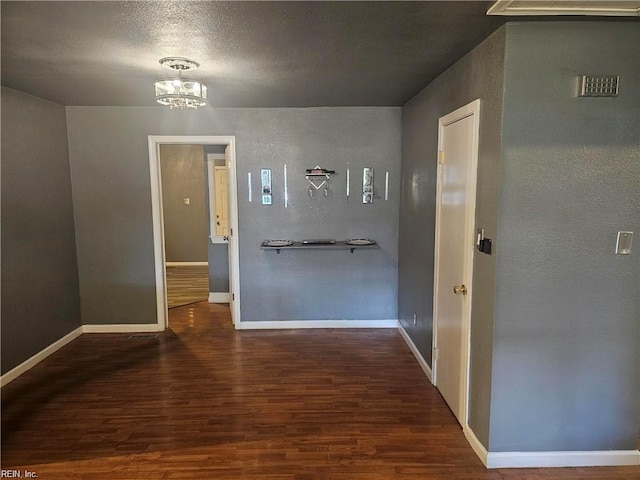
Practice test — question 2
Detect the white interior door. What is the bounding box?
[433,100,480,426]
[214,166,229,236]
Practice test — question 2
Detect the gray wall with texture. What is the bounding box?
[1,87,82,374]
[489,21,640,453]
[65,107,400,325]
[160,144,208,263]
[399,20,640,454]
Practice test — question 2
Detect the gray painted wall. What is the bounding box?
[399,20,639,453]
[489,22,640,452]
[399,27,506,446]
[208,243,230,293]
[160,144,208,262]
[66,107,400,325]
[1,87,82,374]
[205,145,226,155]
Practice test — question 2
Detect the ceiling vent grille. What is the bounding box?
[578,75,619,97]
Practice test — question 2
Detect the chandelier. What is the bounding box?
[154,57,207,109]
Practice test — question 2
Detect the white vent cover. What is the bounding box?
[578,75,620,97]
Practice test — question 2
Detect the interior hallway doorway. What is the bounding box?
[148,135,241,330]
[159,144,210,309]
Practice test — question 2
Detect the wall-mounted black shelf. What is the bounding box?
[261,239,378,254]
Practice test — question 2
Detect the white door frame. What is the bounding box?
[148,135,241,329]
[432,99,480,427]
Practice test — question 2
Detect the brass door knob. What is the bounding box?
[453,284,467,295]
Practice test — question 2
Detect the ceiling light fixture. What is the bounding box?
[154,57,207,109]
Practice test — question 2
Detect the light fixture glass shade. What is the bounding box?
[154,77,208,109]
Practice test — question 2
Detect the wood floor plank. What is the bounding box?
[1,302,638,479]
[165,265,209,308]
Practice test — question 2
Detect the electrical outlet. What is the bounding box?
[413,312,417,326]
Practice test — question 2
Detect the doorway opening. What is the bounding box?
[159,144,210,309]
[206,150,232,303]
[148,136,241,330]
[432,99,480,429]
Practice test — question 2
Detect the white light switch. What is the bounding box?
[615,231,633,255]
[183,198,190,205]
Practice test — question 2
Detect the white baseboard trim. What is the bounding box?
[209,292,230,303]
[486,449,640,469]
[82,324,164,334]
[0,326,84,387]
[464,425,640,468]
[237,319,398,330]
[397,322,433,384]
[464,426,489,467]
[165,261,208,267]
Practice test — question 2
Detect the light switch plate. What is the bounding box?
[615,231,633,255]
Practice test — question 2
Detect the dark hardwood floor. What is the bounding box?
[1,302,638,479]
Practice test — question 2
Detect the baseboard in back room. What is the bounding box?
[237,319,398,330]
[165,261,208,267]
[208,292,230,303]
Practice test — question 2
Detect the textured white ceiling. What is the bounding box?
[1,1,515,107]
[5,2,634,107]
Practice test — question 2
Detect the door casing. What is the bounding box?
[432,99,480,427]
[148,135,241,329]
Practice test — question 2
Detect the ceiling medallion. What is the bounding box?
[154,57,207,109]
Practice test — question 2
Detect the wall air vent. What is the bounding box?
[578,75,619,97]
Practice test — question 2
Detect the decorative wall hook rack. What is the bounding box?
[305,166,335,197]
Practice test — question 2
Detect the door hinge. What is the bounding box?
[232,293,235,301]
[438,150,445,164]
[230,228,233,236]
[433,347,439,360]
